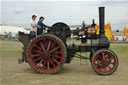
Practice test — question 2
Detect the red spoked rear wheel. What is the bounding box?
[27,34,67,74]
[91,49,118,75]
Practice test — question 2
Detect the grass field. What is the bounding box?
[0,40,128,85]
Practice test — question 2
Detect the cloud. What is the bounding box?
[1,0,128,31]
[1,0,125,1]
[99,0,128,6]
[14,8,25,14]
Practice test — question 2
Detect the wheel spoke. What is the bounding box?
[33,57,43,63]
[107,65,111,69]
[110,62,114,64]
[33,50,42,54]
[37,59,44,66]
[49,58,56,67]
[51,41,56,49]
[43,58,47,68]
[51,55,61,58]
[47,60,50,70]
[40,42,46,52]
[98,60,102,63]
[53,51,62,55]
[52,57,60,64]
[107,56,113,64]
[34,45,42,51]
[50,47,59,53]
[47,40,51,51]
[43,38,47,47]
[100,65,104,69]
[104,67,108,72]
[55,56,61,58]
[96,54,102,60]
[31,54,41,57]
[102,52,105,60]
[109,56,113,61]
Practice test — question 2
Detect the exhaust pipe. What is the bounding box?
[99,7,105,36]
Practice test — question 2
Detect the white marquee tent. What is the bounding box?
[0,25,29,35]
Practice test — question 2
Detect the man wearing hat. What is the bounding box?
[37,16,48,35]
[30,15,40,38]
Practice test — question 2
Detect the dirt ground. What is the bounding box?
[0,40,128,85]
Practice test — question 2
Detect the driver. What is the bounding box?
[37,16,48,35]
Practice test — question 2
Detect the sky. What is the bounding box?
[0,0,128,31]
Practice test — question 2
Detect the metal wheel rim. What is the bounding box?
[92,49,118,75]
[28,34,66,73]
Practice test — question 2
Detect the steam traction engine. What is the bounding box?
[18,7,118,75]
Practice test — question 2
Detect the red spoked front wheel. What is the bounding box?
[91,49,118,75]
[27,34,67,74]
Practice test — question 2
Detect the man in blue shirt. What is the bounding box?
[37,16,48,35]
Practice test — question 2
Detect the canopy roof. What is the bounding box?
[0,25,29,34]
